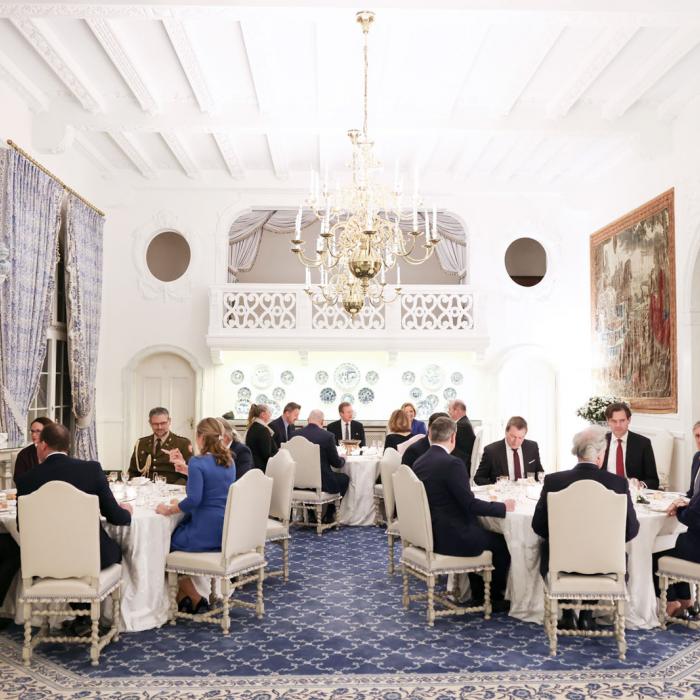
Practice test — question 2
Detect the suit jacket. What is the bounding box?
[128,432,193,484]
[531,462,640,575]
[296,424,348,495]
[474,438,544,485]
[403,436,431,468]
[687,451,700,498]
[453,415,476,474]
[412,445,506,557]
[672,489,700,564]
[327,419,366,447]
[13,443,39,482]
[268,416,296,449]
[16,454,131,570]
[602,431,659,490]
[244,421,278,472]
[231,441,253,479]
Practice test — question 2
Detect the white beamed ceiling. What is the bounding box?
[2,1,700,193]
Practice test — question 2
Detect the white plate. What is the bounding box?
[646,501,671,512]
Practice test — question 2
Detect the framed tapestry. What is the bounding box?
[590,189,677,413]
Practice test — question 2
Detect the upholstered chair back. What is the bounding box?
[396,434,422,455]
[19,481,100,582]
[221,469,273,564]
[548,479,626,577]
[380,450,402,522]
[470,428,483,481]
[266,449,296,521]
[393,465,433,554]
[284,436,322,490]
[638,428,674,490]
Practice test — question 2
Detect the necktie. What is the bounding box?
[512,449,522,480]
[155,438,162,456]
[345,423,350,440]
[616,439,624,478]
[693,459,700,496]
[286,424,290,441]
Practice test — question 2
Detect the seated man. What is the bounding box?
[602,402,659,489]
[403,412,449,468]
[129,407,193,484]
[413,417,515,609]
[327,402,366,447]
[686,420,700,498]
[297,410,350,523]
[15,423,133,634]
[474,416,544,485]
[447,399,477,474]
[268,402,301,448]
[531,425,639,631]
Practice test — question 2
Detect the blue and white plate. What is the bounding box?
[443,387,457,400]
[426,393,439,409]
[451,371,464,385]
[256,393,270,405]
[252,364,273,389]
[280,370,294,385]
[421,364,445,391]
[320,387,336,404]
[237,387,252,401]
[340,393,355,405]
[315,370,329,385]
[402,371,416,385]
[272,387,286,401]
[235,400,250,416]
[334,363,361,390]
[365,370,379,385]
[230,370,244,385]
[416,399,432,419]
[409,386,422,400]
[358,387,375,404]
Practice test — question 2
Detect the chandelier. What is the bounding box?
[291,10,439,317]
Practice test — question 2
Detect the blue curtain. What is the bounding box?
[0,149,63,443]
[65,195,104,460]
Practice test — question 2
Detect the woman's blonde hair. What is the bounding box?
[247,403,269,427]
[388,408,411,434]
[401,402,417,415]
[197,417,232,467]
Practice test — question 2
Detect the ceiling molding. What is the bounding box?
[602,26,700,119]
[73,133,113,177]
[447,24,490,117]
[546,26,639,119]
[109,131,156,178]
[213,132,246,179]
[162,18,216,114]
[10,18,104,113]
[161,131,199,178]
[266,134,291,181]
[0,48,49,113]
[86,18,159,114]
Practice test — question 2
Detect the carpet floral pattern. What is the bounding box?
[2,527,700,698]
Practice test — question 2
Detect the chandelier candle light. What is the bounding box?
[290,10,440,317]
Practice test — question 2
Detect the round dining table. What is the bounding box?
[338,453,381,526]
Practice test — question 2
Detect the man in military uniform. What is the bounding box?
[128,407,193,484]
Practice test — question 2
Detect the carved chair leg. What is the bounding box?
[402,567,410,609]
[388,533,395,576]
[659,574,668,630]
[256,567,265,618]
[167,572,178,625]
[222,578,231,635]
[22,602,32,666]
[616,599,626,660]
[427,574,435,626]
[113,587,121,642]
[282,538,289,582]
[548,596,558,656]
[90,600,100,666]
[316,504,322,535]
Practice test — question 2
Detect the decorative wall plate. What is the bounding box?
[255,393,270,405]
[365,370,379,385]
[272,387,286,401]
[237,387,252,401]
[269,401,281,418]
[252,364,273,389]
[358,387,375,404]
[320,387,337,404]
[421,364,445,390]
[402,371,416,385]
[280,370,294,385]
[235,400,250,416]
[451,371,464,385]
[409,386,422,400]
[340,393,355,405]
[426,394,439,409]
[230,370,244,385]
[443,387,457,400]
[334,363,361,390]
[416,399,432,419]
[315,370,329,385]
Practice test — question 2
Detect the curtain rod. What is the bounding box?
[5,139,105,217]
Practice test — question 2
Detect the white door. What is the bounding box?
[131,352,196,443]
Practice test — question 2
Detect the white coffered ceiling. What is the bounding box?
[2,1,700,193]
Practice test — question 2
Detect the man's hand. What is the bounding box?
[667,497,689,516]
[504,498,516,512]
[155,503,171,516]
[120,502,133,514]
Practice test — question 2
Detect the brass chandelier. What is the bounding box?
[291,10,439,317]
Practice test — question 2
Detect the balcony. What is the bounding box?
[207,283,489,358]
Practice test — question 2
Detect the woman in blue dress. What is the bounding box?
[402,402,427,436]
[156,417,236,614]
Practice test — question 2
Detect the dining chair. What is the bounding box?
[470,428,483,484]
[166,469,272,634]
[374,447,400,526]
[265,449,296,581]
[544,479,628,659]
[379,451,402,575]
[18,481,122,666]
[392,465,494,626]
[657,557,700,629]
[284,436,341,535]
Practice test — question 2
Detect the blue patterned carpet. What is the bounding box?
[2,526,700,698]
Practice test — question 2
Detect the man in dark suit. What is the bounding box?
[532,425,639,631]
[268,402,301,448]
[686,420,700,498]
[327,402,366,447]
[601,402,659,490]
[297,410,350,523]
[447,399,476,474]
[475,416,544,485]
[413,417,515,609]
[403,412,449,468]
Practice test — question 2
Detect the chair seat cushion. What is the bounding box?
[266,518,288,540]
[374,484,384,497]
[166,550,264,576]
[657,556,700,581]
[22,564,122,600]
[292,489,340,503]
[387,519,400,535]
[402,545,492,573]
[547,572,626,597]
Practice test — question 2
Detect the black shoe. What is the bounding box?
[178,596,193,614]
[491,599,510,614]
[0,617,13,631]
[306,511,318,524]
[672,608,693,622]
[578,610,598,631]
[558,609,578,631]
[322,507,336,524]
[68,618,93,637]
[461,597,485,608]
[193,598,210,615]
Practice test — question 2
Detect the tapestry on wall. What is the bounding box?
[590,188,677,413]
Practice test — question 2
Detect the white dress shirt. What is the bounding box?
[605,431,628,476]
[504,440,524,481]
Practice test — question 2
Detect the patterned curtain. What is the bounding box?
[0,149,63,442]
[65,195,104,460]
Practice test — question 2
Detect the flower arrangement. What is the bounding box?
[576,395,625,423]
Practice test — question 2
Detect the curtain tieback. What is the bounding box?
[75,410,94,429]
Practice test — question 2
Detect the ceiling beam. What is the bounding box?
[162,18,216,114]
[161,131,199,178]
[602,26,700,119]
[0,47,49,113]
[10,18,104,113]
[657,85,700,121]
[447,24,490,117]
[546,26,639,118]
[73,133,113,178]
[212,132,246,179]
[109,131,156,178]
[86,18,159,114]
[266,134,290,181]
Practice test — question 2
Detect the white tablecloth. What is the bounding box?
[475,495,685,629]
[338,455,381,526]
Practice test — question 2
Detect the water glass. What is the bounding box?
[108,471,118,484]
